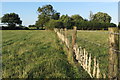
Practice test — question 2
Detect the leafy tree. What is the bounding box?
[92,12,111,23]
[35,15,49,29]
[1,13,22,29]
[71,14,83,22]
[46,19,63,30]
[60,15,73,29]
[71,14,84,27]
[36,4,60,29]
[51,12,60,20]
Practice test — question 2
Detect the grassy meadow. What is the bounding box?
[2,30,90,78]
[76,30,109,75]
[66,30,120,77]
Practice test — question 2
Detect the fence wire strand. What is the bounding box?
[109,32,120,35]
[77,38,109,49]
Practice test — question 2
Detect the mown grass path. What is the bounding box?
[2,30,90,78]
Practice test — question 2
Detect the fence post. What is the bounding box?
[64,28,67,39]
[88,54,92,77]
[108,27,119,79]
[93,57,97,78]
[72,26,77,49]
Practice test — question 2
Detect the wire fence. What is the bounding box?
[54,27,120,78]
[77,37,120,53]
[77,31,120,53]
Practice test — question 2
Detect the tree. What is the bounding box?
[46,19,63,30]
[36,4,60,29]
[71,14,84,28]
[1,13,22,29]
[60,15,73,29]
[35,15,49,29]
[92,12,111,23]
[71,14,83,22]
[51,12,60,20]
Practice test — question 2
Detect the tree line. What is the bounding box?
[33,4,118,30]
[1,4,119,30]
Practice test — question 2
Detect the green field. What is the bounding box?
[66,30,120,77]
[2,30,90,78]
[77,30,109,75]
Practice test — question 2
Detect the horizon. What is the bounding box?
[1,2,118,26]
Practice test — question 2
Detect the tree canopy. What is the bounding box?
[34,5,115,30]
[46,19,63,30]
[92,12,111,23]
[71,14,83,22]
[1,13,22,29]
[60,15,73,29]
[35,4,60,29]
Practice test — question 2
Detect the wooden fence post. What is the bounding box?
[108,27,119,79]
[64,28,67,39]
[72,26,77,48]
[93,57,97,78]
[71,26,77,62]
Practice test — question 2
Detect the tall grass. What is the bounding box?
[65,30,111,76]
[2,30,90,78]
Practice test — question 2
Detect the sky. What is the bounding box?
[1,2,118,26]
[1,0,119,2]
[119,1,120,23]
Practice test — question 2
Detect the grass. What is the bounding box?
[76,30,109,76]
[2,30,90,78]
[66,30,120,77]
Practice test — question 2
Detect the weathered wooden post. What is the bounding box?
[72,26,77,49]
[96,62,100,78]
[71,26,77,62]
[93,57,97,78]
[88,54,92,77]
[64,28,67,38]
[108,27,119,79]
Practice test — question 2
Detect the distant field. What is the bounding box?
[2,30,90,78]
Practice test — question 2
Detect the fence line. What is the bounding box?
[54,28,106,78]
[54,27,120,79]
